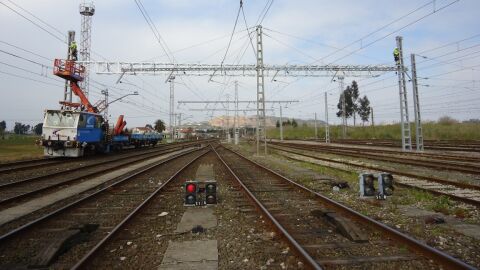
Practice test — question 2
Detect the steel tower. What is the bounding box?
[79,1,95,97]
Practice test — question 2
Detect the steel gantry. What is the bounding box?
[395,36,412,151]
[82,27,405,155]
[79,1,95,97]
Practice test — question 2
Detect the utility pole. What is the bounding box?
[79,1,95,97]
[371,107,374,127]
[338,75,347,139]
[396,36,412,151]
[168,75,175,142]
[226,94,231,143]
[256,25,267,156]
[176,113,183,140]
[279,105,283,141]
[234,81,239,145]
[65,31,75,106]
[314,112,318,139]
[324,92,330,143]
[411,54,424,151]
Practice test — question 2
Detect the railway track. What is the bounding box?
[213,145,474,269]
[270,141,480,176]
[268,144,480,207]
[291,140,480,164]
[0,157,65,174]
[0,140,210,209]
[0,139,212,176]
[0,146,209,269]
[328,139,480,152]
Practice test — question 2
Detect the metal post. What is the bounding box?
[325,92,330,143]
[169,76,175,142]
[79,1,95,98]
[371,107,374,127]
[256,25,267,155]
[226,94,231,143]
[338,76,346,139]
[234,81,239,145]
[396,36,412,151]
[65,31,75,106]
[411,54,424,151]
[279,105,283,141]
[314,112,318,139]
[177,113,182,139]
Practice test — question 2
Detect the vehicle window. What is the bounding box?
[96,116,103,128]
[78,114,87,128]
[45,111,78,128]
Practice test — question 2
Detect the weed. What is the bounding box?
[429,196,452,215]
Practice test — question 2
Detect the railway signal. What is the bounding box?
[184,181,198,205]
[205,181,217,204]
[378,173,394,197]
[359,173,376,197]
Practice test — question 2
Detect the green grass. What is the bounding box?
[267,122,480,140]
[0,134,43,162]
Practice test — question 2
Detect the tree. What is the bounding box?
[357,95,371,125]
[0,120,6,139]
[286,119,292,126]
[292,119,298,128]
[154,119,166,132]
[33,123,43,135]
[14,122,24,134]
[351,81,360,126]
[336,86,355,120]
[438,116,458,125]
[336,81,362,125]
[276,120,280,128]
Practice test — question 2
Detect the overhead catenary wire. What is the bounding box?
[0,2,67,44]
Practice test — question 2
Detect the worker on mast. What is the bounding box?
[393,47,400,65]
[70,41,78,61]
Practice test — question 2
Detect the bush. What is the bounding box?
[437,116,458,125]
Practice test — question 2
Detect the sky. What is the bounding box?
[0,0,479,130]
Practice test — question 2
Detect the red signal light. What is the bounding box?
[186,183,197,193]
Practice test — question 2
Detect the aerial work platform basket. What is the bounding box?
[53,59,85,82]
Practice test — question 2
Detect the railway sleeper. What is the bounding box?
[30,224,98,268]
[311,208,368,243]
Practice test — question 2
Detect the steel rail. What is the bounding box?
[0,146,206,242]
[0,158,65,174]
[269,145,480,207]
[0,146,190,207]
[70,148,211,269]
[220,145,475,270]
[329,139,480,152]
[270,144,480,191]
[271,142,480,175]
[212,146,322,270]
[287,140,480,163]
[0,139,210,189]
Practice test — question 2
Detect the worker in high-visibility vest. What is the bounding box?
[70,41,78,61]
[393,47,400,65]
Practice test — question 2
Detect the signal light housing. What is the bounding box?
[359,173,376,197]
[378,173,394,197]
[205,181,217,204]
[184,181,198,205]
